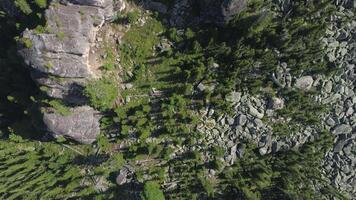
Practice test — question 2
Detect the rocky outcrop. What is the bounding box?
[18,0,120,143]
[43,106,101,144]
[20,0,114,101]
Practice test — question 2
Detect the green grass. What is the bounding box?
[119,17,164,71]
[84,78,118,111]
[56,32,65,40]
[47,100,71,116]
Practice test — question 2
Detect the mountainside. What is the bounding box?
[0,0,355,199]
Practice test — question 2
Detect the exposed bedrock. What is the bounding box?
[43,106,101,144]
[18,0,123,143]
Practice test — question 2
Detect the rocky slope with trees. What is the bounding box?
[0,0,355,199]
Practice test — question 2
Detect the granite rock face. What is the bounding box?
[19,0,114,101]
[18,0,119,143]
[43,106,101,144]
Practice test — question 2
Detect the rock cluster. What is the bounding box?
[318,6,355,196]
[194,4,355,196]
[196,93,318,165]
[18,0,121,143]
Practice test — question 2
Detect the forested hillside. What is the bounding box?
[0,0,355,199]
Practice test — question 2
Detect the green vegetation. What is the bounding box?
[220,131,342,200]
[34,0,47,8]
[119,17,164,71]
[127,10,140,24]
[142,181,165,200]
[271,89,329,136]
[114,10,141,24]
[84,78,118,111]
[0,0,347,199]
[102,46,116,70]
[14,0,32,15]
[45,99,71,116]
[0,139,97,199]
[18,37,33,48]
[56,31,65,40]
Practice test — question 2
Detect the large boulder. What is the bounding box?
[294,76,314,90]
[43,106,101,144]
[19,0,114,100]
[18,0,118,143]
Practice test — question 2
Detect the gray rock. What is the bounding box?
[332,124,352,135]
[124,83,134,89]
[236,144,244,158]
[326,117,336,127]
[116,168,128,185]
[259,146,268,156]
[248,105,264,119]
[17,0,120,144]
[19,0,115,99]
[43,106,100,144]
[294,76,314,90]
[197,83,206,92]
[268,97,284,110]
[226,116,235,125]
[334,140,346,153]
[272,141,280,153]
[324,81,333,93]
[342,142,353,155]
[236,114,247,126]
[226,91,241,103]
[253,118,264,128]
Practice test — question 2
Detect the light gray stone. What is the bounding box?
[19,0,115,100]
[324,81,333,93]
[334,140,346,153]
[294,76,314,90]
[259,146,268,156]
[226,91,241,103]
[248,105,264,119]
[268,97,284,110]
[332,124,352,135]
[236,114,247,126]
[43,106,101,144]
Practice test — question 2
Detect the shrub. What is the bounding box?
[34,0,47,8]
[141,181,165,200]
[19,37,33,48]
[14,0,32,15]
[127,10,140,24]
[47,100,71,116]
[84,79,118,111]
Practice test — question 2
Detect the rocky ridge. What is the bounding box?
[18,0,123,143]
